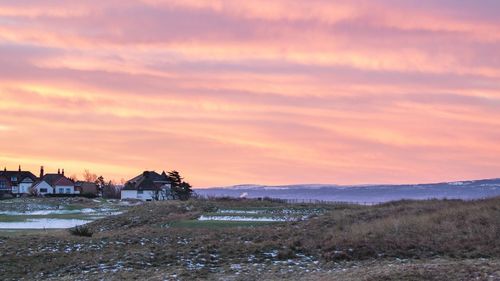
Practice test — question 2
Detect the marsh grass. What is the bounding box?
[301,198,500,261]
[1,197,499,280]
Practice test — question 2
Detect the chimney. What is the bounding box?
[62,169,65,176]
[3,167,6,172]
[58,168,60,175]
[18,165,21,172]
[40,166,44,178]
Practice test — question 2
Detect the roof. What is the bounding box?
[36,174,74,187]
[54,176,74,186]
[123,171,171,191]
[0,171,37,185]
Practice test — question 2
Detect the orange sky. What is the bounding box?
[0,0,499,187]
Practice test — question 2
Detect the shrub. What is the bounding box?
[69,225,93,237]
[0,193,14,200]
[28,186,40,197]
[277,248,296,260]
[80,193,98,199]
[46,194,79,198]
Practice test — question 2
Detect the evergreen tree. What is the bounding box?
[178,181,193,201]
[168,170,193,200]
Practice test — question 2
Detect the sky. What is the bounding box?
[0,0,499,187]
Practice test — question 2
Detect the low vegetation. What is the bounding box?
[69,225,93,237]
[304,199,500,261]
[0,197,498,280]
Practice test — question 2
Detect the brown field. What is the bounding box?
[0,197,499,280]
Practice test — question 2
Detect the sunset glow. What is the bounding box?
[1,1,499,186]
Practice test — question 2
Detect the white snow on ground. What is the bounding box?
[198,215,290,222]
[202,208,320,222]
[217,210,260,214]
[118,201,144,206]
[0,205,123,229]
[217,209,321,215]
[0,218,91,229]
[0,208,96,216]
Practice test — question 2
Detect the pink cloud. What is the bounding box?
[0,1,499,186]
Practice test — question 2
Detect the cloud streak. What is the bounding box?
[0,1,499,186]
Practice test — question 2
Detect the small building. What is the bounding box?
[121,171,172,201]
[32,168,77,195]
[0,166,38,196]
[74,181,99,196]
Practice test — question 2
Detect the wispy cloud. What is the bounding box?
[0,1,499,186]
[0,125,11,131]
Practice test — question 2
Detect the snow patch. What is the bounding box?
[0,218,91,229]
[217,209,260,214]
[0,208,96,216]
[198,215,289,222]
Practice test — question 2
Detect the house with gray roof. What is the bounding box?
[0,166,38,196]
[121,171,172,201]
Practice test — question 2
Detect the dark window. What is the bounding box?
[40,188,48,193]
[137,190,144,194]
[0,181,6,189]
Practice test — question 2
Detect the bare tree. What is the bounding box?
[68,174,79,182]
[83,170,98,183]
[29,186,40,197]
[101,178,121,199]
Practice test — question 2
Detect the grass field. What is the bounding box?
[0,228,62,237]
[0,197,498,280]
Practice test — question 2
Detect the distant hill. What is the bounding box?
[195,178,500,203]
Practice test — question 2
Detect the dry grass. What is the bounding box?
[0,197,498,280]
[302,198,500,261]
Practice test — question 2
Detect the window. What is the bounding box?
[11,176,17,182]
[137,190,144,194]
[40,188,47,193]
[0,181,5,189]
[66,188,71,194]
[58,188,64,193]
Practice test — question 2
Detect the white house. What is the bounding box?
[54,177,77,194]
[32,169,77,195]
[33,180,54,195]
[17,177,35,194]
[0,167,37,195]
[121,189,157,201]
[121,171,172,201]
